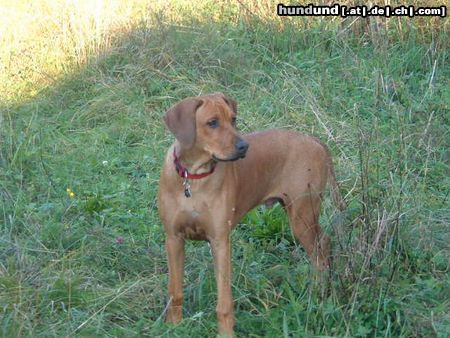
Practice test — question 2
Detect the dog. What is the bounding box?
[157,92,345,337]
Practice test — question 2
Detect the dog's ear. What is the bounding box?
[164,97,203,148]
[214,92,237,114]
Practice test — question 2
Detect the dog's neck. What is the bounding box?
[174,143,216,175]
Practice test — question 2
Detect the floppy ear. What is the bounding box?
[164,97,203,148]
[214,92,237,114]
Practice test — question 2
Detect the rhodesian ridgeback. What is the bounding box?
[158,92,345,337]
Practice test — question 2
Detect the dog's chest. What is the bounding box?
[173,198,213,240]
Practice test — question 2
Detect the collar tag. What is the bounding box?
[183,172,192,198]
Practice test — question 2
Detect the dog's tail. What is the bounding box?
[327,157,346,211]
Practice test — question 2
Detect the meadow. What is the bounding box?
[0,0,448,337]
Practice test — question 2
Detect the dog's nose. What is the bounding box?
[235,139,249,154]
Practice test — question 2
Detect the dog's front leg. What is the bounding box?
[165,235,185,323]
[210,236,234,337]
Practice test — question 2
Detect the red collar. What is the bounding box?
[173,148,216,179]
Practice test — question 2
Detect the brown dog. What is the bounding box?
[158,93,345,337]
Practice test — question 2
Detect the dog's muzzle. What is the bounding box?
[235,139,249,158]
[213,139,249,162]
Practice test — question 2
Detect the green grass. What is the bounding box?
[1,0,449,337]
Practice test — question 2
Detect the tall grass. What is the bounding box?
[1,0,448,337]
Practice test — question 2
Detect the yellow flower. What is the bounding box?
[66,188,75,198]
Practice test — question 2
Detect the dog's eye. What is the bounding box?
[207,119,219,129]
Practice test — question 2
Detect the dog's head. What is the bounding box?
[164,92,248,161]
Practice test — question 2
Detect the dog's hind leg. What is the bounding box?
[285,194,331,270]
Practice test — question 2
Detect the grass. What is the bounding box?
[0,0,449,337]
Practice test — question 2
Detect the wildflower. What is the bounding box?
[102,160,108,166]
[66,188,76,198]
[116,236,124,244]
